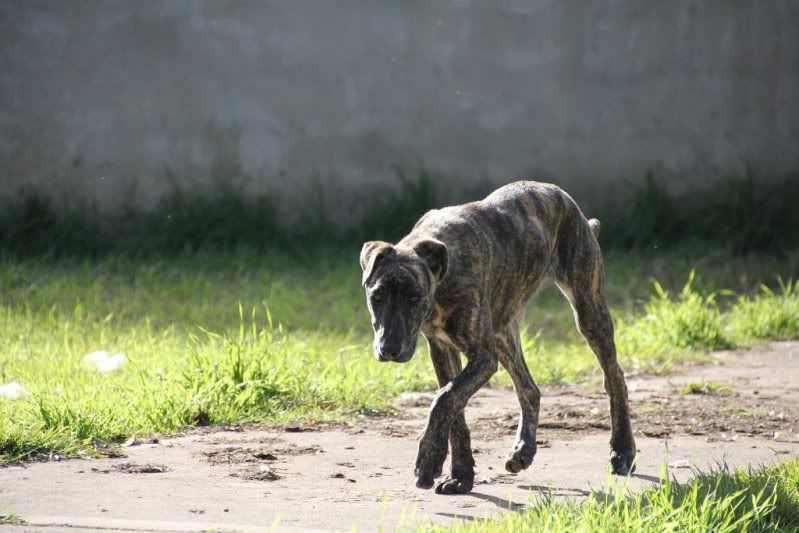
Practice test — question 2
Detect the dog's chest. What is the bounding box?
[430,324,455,345]
[422,305,461,349]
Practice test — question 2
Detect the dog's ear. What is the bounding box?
[360,241,393,286]
[413,239,448,282]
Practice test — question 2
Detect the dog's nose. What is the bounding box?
[379,343,402,360]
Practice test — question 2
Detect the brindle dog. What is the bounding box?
[360,181,636,495]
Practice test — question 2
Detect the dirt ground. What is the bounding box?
[2,342,798,532]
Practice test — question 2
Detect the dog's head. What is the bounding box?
[359,239,448,363]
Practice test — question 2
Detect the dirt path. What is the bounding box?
[2,343,798,532]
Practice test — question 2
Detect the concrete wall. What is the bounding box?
[1,1,797,216]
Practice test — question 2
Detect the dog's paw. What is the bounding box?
[504,457,525,474]
[415,435,449,490]
[435,477,473,495]
[414,467,436,490]
[504,440,536,474]
[610,450,636,476]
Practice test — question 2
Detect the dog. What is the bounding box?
[359,181,636,495]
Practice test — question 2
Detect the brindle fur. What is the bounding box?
[360,181,636,495]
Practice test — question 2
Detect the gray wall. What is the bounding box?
[1,1,797,216]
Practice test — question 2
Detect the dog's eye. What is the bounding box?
[372,293,384,303]
[409,296,420,304]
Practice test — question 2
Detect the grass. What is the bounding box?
[0,165,439,257]
[722,407,769,418]
[642,272,733,351]
[422,459,799,532]
[681,381,732,396]
[0,247,798,463]
[0,513,24,526]
[728,279,799,341]
[2,173,798,257]
[597,173,799,254]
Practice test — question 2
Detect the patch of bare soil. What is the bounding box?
[199,442,324,483]
[91,463,169,474]
[110,462,168,474]
[234,464,282,481]
[632,391,799,440]
[201,443,323,466]
[200,435,282,446]
[366,342,799,447]
[465,384,798,443]
[624,342,799,443]
[202,447,279,465]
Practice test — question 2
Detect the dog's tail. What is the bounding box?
[588,218,601,238]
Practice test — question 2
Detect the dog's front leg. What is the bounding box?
[415,350,498,490]
[428,339,476,494]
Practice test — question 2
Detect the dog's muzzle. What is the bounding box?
[376,342,415,363]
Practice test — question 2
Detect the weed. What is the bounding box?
[637,402,665,414]
[721,407,768,418]
[681,381,732,396]
[0,514,25,525]
[641,271,732,352]
[728,279,799,341]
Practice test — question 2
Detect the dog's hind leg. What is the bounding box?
[554,221,637,475]
[427,338,475,494]
[497,321,541,474]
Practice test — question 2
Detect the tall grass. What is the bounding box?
[2,172,797,257]
[635,271,732,352]
[0,187,286,257]
[597,173,799,253]
[0,303,435,461]
[427,459,799,532]
[729,279,799,341]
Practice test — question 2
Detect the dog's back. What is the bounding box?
[401,181,598,328]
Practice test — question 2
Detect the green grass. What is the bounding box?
[422,459,799,532]
[597,173,799,254]
[1,249,798,462]
[681,381,732,396]
[2,173,798,257]
[0,513,24,526]
[728,279,799,341]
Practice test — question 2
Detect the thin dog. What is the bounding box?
[359,181,636,495]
